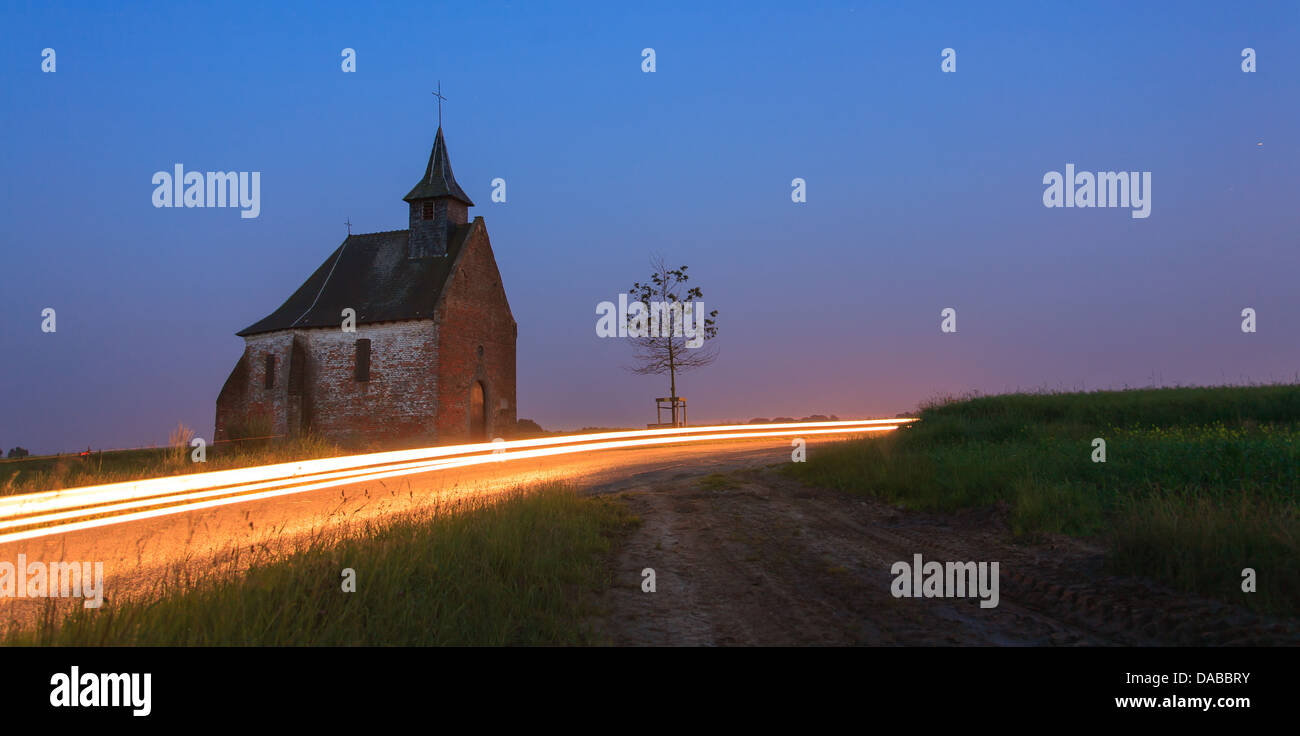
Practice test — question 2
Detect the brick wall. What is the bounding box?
[434,217,517,442]
[215,331,294,442]
[299,320,440,446]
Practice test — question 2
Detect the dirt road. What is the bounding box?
[591,464,1300,646]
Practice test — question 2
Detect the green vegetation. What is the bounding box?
[0,434,343,497]
[699,473,741,491]
[785,385,1300,615]
[4,483,637,645]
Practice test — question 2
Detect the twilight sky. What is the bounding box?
[2,0,1298,454]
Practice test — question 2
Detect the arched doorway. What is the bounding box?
[469,381,487,440]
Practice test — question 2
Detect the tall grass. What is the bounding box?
[0,434,342,497]
[786,385,1300,615]
[3,483,638,645]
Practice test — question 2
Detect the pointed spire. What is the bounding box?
[403,126,474,206]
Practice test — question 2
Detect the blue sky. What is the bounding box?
[2,0,1298,453]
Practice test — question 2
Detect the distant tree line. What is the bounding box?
[745,415,840,424]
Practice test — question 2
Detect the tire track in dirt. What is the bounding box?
[589,466,1300,646]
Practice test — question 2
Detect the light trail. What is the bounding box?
[0,419,912,517]
[0,419,915,544]
[0,425,902,533]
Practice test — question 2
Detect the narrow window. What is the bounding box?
[264,354,275,389]
[355,339,371,382]
[422,201,434,220]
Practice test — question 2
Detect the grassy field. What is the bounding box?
[785,385,1300,616]
[0,434,344,497]
[3,483,638,645]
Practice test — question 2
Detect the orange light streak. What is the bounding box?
[0,420,913,544]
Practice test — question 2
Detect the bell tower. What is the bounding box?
[404,125,474,259]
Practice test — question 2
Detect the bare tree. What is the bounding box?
[626,255,719,402]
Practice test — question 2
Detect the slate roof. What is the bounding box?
[403,126,474,206]
[236,224,473,336]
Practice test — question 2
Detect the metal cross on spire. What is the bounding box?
[344,218,352,235]
[432,80,447,127]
